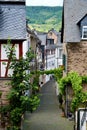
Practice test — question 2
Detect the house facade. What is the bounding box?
[62,0,87,76]
[37,32,47,69]
[37,29,63,82]
[45,29,62,81]
[61,0,87,117]
[55,32,63,68]
[27,28,42,71]
[47,29,63,69]
[37,32,47,86]
[0,0,26,105]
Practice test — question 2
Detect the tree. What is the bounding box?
[0,40,40,129]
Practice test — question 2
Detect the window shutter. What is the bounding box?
[63,54,66,71]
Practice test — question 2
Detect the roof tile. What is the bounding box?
[63,0,87,42]
[0,3,26,40]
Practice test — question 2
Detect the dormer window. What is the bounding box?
[77,14,87,40]
[82,26,87,39]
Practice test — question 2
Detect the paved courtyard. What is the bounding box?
[22,80,74,130]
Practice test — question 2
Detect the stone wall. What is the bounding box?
[67,41,87,76]
[0,79,11,106]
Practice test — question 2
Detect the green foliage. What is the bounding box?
[10,107,22,125]
[53,68,63,81]
[7,125,20,130]
[2,42,40,128]
[0,105,10,116]
[38,67,63,81]
[20,96,30,111]
[59,77,69,95]
[82,76,87,83]
[6,50,32,127]
[0,90,2,97]
[71,92,87,112]
[29,94,40,112]
[26,6,62,32]
[68,72,82,94]
[11,126,20,130]
[59,72,87,112]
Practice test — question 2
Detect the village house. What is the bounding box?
[37,29,63,83]
[0,0,26,107]
[46,29,63,81]
[62,0,87,76]
[37,32,47,86]
[37,29,63,82]
[0,1,43,127]
[61,0,87,117]
[27,28,42,71]
[47,29,63,69]
[0,1,27,128]
[37,32,47,69]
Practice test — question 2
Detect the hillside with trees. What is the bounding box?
[26,6,63,32]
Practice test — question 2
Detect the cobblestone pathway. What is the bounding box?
[22,80,74,130]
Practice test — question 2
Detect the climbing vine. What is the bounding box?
[36,67,63,82]
[0,40,40,129]
[59,72,87,112]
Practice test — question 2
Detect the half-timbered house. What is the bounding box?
[0,0,26,105]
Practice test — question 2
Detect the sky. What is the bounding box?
[26,0,63,6]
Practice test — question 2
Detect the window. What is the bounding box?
[63,54,66,71]
[47,39,54,45]
[0,43,22,78]
[47,50,50,55]
[51,49,55,54]
[59,49,62,58]
[52,61,55,66]
[82,26,87,39]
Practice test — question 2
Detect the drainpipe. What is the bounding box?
[66,43,68,75]
[65,43,68,117]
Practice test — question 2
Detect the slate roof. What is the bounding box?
[48,28,59,36]
[37,33,47,46]
[77,14,87,25]
[0,2,26,40]
[62,0,87,43]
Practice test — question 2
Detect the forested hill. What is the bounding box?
[26,6,63,32]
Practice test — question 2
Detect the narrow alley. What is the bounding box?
[22,80,74,130]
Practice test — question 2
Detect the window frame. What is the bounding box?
[0,43,22,78]
[59,49,62,58]
[82,26,87,40]
[47,39,54,45]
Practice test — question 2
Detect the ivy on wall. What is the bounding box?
[59,72,87,112]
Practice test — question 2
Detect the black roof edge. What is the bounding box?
[61,4,64,43]
[0,39,26,43]
[77,14,87,25]
[0,1,25,5]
